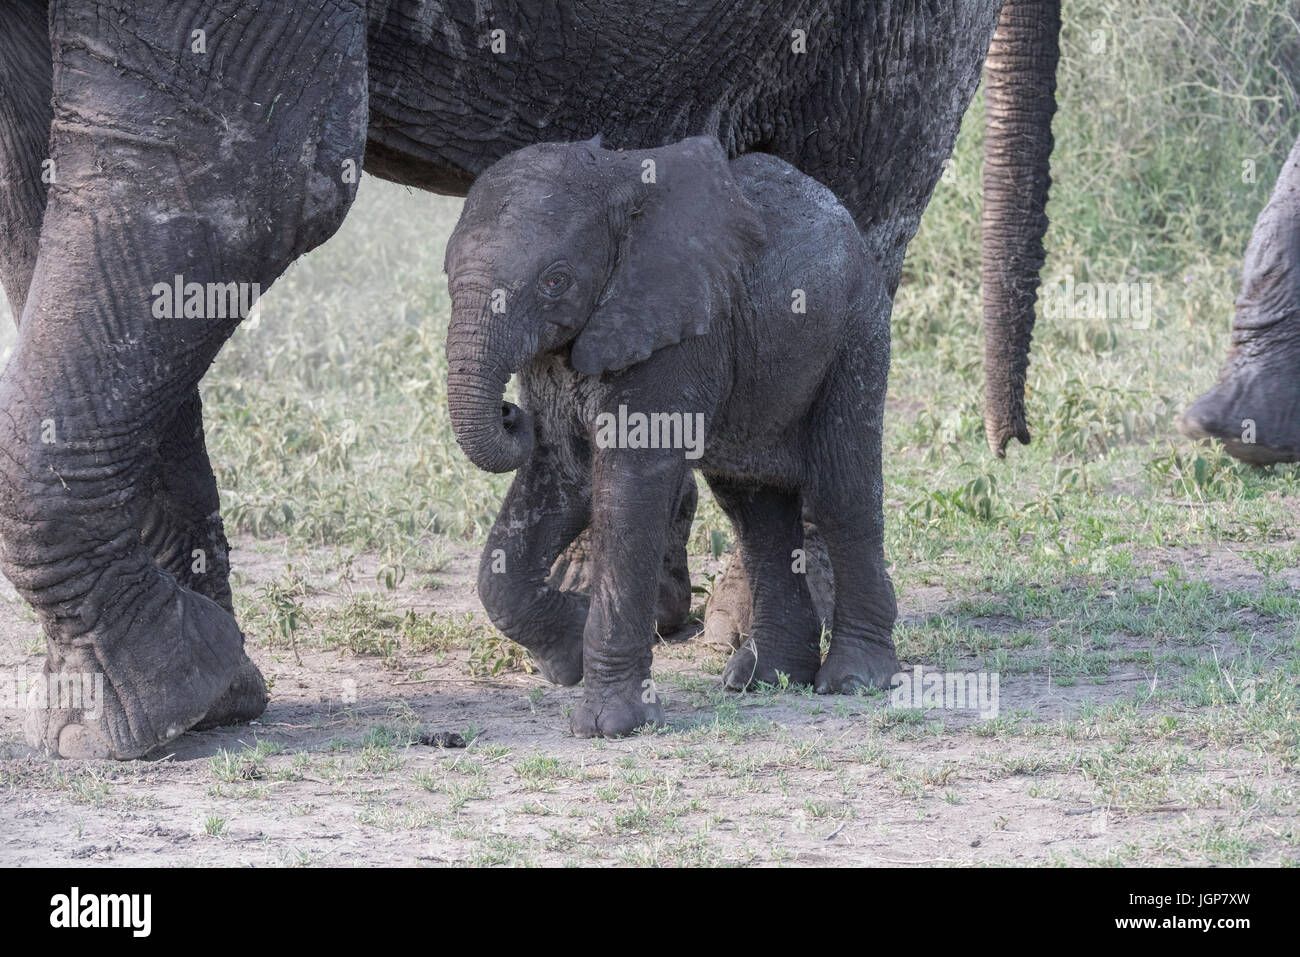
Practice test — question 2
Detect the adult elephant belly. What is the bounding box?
[361,0,787,193]
[360,0,1003,277]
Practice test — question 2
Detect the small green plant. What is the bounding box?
[907,473,1004,525]
[254,567,311,659]
[1147,441,1247,500]
[210,741,283,782]
[467,631,535,677]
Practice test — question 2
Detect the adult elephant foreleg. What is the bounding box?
[137,391,268,730]
[137,394,232,613]
[0,0,368,759]
[1180,135,1300,464]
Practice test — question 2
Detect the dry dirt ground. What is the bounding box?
[1,536,1296,867]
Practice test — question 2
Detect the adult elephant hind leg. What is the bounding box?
[1179,135,1300,465]
[707,478,821,692]
[698,554,752,652]
[0,0,369,759]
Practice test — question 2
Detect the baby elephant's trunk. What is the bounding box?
[445,296,535,473]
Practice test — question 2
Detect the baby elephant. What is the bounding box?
[444,135,899,737]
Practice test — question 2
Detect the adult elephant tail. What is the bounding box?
[981,0,1062,457]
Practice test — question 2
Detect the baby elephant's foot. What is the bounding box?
[815,639,901,695]
[530,637,584,687]
[570,679,665,738]
[722,624,821,691]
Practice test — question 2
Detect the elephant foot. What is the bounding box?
[23,591,251,760]
[721,620,822,691]
[23,676,113,758]
[815,640,901,695]
[550,534,693,636]
[191,656,269,731]
[529,637,584,687]
[1179,368,1300,465]
[570,680,665,738]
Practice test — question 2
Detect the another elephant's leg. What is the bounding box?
[707,478,822,691]
[479,437,592,686]
[0,0,368,759]
[654,471,696,633]
[699,508,833,652]
[137,392,266,730]
[1179,135,1300,464]
[0,0,53,324]
[0,6,263,729]
[139,394,232,611]
[548,470,697,634]
[570,451,685,738]
[698,551,752,651]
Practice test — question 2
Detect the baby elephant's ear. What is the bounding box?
[571,137,766,376]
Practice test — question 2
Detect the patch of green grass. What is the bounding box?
[315,596,486,661]
[514,754,581,791]
[467,631,535,677]
[210,741,285,783]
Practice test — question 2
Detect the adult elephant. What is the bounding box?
[1179,134,1300,464]
[0,0,1061,758]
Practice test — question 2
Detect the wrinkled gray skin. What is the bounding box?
[0,0,1059,758]
[1180,134,1300,464]
[446,138,898,736]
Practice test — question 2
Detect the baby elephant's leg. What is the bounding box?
[478,442,592,686]
[707,478,822,690]
[806,340,900,693]
[810,490,900,693]
[571,452,686,737]
[700,516,834,652]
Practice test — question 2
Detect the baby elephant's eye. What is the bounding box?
[539,269,572,299]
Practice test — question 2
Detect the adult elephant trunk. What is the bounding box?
[981,0,1062,457]
[445,290,535,473]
